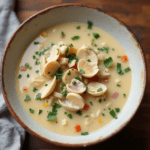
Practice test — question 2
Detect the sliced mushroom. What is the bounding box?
[43,61,60,78]
[78,59,99,78]
[68,59,76,68]
[47,45,60,62]
[97,63,110,79]
[41,76,56,99]
[53,91,65,99]
[30,75,45,87]
[66,79,86,94]
[77,48,98,64]
[40,55,46,75]
[62,69,82,84]
[87,82,107,96]
[59,93,85,111]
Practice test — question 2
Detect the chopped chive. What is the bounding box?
[24,95,31,101]
[60,83,66,90]
[97,88,103,92]
[123,93,126,98]
[64,112,67,114]
[124,67,131,73]
[18,74,22,79]
[29,108,34,114]
[87,59,91,62]
[68,71,71,76]
[76,26,80,29]
[38,110,43,115]
[89,101,93,106]
[117,56,121,58]
[34,42,39,45]
[33,55,36,59]
[72,81,76,85]
[79,69,85,74]
[117,84,121,87]
[71,36,80,40]
[35,70,39,73]
[102,113,105,116]
[35,93,41,100]
[62,90,67,97]
[75,76,81,81]
[25,63,32,69]
[35,61,40,65]
[76,110,82,116]
[99,99,102,103]
[45,84,48,86]
[27,74,30,78]
[115,108,120,113]
[33,87,38,92]
[61,31,65,37]
[87,21,93,29]
[67,114,72,119]
[81,132,89,135]
[93,33,100,39]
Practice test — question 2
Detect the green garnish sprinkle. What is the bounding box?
[79,69,85,74]
[87,21,93,29]
[87,59,91,62]
[18,74,22,79]
[35,93,41,100]
[93,33,100,39]
[97,88,103,92]
[117,84,121,87]
[29,108,34,114]
[76,26,80,29]
[33,87,38,92]
[104,57,113,68]
[75,76,81,81]
[60,83,66,90]
[62,90,67,97]
[76,110,82,116]
[27,74,30,78]
[24,95,31,101]
[109,109,117,119]
[117,63,124,75]
[124,67,131,73]
[38,110,43,115]
[71,36,80,40]
[115,108,120,113]
[34,42,39,45]
[81,132,89,135]
[25,63,32,69]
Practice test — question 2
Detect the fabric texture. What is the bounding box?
[0,0,25,150]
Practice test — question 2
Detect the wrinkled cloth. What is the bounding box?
[0,0,25,150]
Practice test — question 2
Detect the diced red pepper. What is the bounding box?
[71,63,77,70]
[23,87,27,92]
[83,104,89,110]
[74,125,81,132]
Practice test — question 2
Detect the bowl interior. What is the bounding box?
[2,5,146,146]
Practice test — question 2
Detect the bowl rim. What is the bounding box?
[0,3,147,147]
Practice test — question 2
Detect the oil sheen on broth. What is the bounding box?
[15,22,131,136]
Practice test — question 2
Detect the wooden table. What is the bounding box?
[15,0,150,149]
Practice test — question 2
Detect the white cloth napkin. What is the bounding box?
[0,0,25,150]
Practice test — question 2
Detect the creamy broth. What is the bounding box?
[15,22,131,136]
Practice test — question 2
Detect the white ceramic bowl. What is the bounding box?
[0,4,146,147]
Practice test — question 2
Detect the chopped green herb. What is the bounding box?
[115,108,120,113]
[117,56,121,58]
[97,88,103,92]
[76,26,80,29]
[87,21,93,29]
[67,114,72,119]
[57,49,59,55]
[81,132,89,135]
[29,108,34,114]
[66,53,78,63]
[45,84,48,86]
[34,41,39,45]
[102,113,105,116]
[108,108,111,110]
[124,67,131,73]
[36,58,39,61]
[33,55,36,59]
[91,39,95,46]
[79,69,85,74]
[94,44,97,47]
[65,43,73,54]
[60,83,66,90]
[93,33,100,39]
[62,90,67,97]
[61,31,65,36]
[117,84,121,87]
[35,70,39,73]
[27,74,30,78]
[71,36,80,40]
[50,43,54,47]
[99,99,102,103]
[123,93,126,98]
[52,68,64,79]
[87,59,91,62]
[89,101,93,106]
[38,110,43,115]
[104,57,113,68]
[35,93,41,100]
[84,115,89,117]
[72,81,76,85]
[18,74,22,79]
[97,47,110,53]
[35,47,50,56]
[35,61,40,65]
[64,112,67,114]
[68,71,71,76]
[109,109,117,119]
[25,63,32,69]
[33,87,38,92]
[88,33,90,36]
[76,110,82,116]
[112,48,115,51]
[24,95,31,101]
[117,63,124,75]
[75,76,81,81]
[47,103,61,121]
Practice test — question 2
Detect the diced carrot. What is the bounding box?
[23,87,27,92]
[88,76,99,82]
[43,103,48,107]
[121,55,128,62]
[74,125,81,132]
[71,63,77,70]
[83,104,89,110]
[98,118,102,123]
[41,31,47,37]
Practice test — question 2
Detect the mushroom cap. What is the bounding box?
[77,48,98,65]
[66,79,86,94]
[62,69,82,84]
[43,61,60,78]
[87,82,107,96]
[47,45,60,62]
[78,59,99,78]
[41,76,56,99]
[59,93,85,111]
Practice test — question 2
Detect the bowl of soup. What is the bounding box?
[0,4,146,147]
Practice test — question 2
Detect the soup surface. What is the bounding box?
[15,22,131,136]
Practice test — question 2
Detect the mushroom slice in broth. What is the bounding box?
[59,93,85,111]
[87,82,107,96]
[67,79,86,94]
[40,76,56,99]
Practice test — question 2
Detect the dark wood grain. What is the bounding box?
[15,0,150,149]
